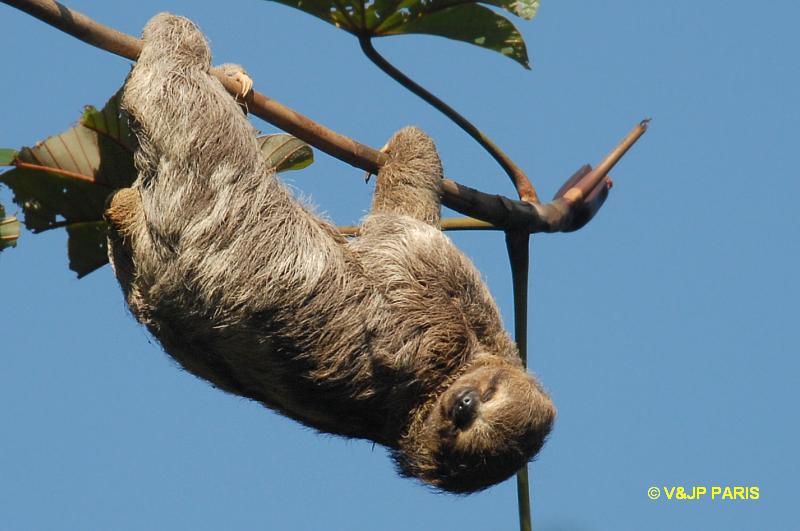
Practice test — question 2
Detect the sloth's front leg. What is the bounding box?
[370,127,444,228]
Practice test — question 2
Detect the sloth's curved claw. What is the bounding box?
[214,64,253,100]
[232,71,253,99]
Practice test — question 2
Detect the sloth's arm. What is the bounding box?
[104,25,255,276]
[369,127,444,228]
[116,13,352,301]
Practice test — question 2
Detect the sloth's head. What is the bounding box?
[396,359,555,494]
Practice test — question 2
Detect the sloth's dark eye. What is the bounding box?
[452,389,479,429]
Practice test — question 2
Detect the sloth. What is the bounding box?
[104,13,555,494]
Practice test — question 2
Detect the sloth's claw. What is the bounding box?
[232,71,253,99]
[213,64,253,100]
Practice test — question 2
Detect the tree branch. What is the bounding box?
[2,0,648,233]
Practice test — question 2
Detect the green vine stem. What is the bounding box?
[506,229,533,531]
[358,35,540,204]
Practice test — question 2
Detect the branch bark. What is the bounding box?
[2,0,648,233]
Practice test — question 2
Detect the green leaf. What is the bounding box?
[265,0,538,67]
[80,89,136,153]
[66,221,109,279]
[0,148,18,166]
[0,88,135,277]
[386,4,529,66]
[0,203,21,251]
[256,134,314,172]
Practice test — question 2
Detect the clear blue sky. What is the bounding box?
[1,1,797,530]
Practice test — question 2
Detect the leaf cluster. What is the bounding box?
[267,0,539,67]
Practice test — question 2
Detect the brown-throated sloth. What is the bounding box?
[105,13,555,494]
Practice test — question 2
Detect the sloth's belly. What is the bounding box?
[143,303,393,444]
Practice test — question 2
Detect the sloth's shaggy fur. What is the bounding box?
[106,13,555,493]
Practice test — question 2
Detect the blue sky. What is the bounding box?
[1,1,797,530]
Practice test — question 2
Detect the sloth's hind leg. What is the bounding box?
[105,187,152,302]
[105,187,142,238]
[370,127,444,228]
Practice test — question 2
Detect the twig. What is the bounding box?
[556,119,650,206]
[1,0,648,233]
[338,216,496,235]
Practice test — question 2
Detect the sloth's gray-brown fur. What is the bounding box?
[105,13,555,493]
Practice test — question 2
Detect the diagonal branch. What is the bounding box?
[2,0,648,233]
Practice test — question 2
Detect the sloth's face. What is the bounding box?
[398,362,555,494]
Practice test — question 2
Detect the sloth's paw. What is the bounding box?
[214,63,253,99]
